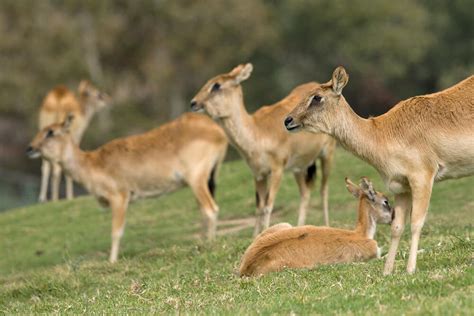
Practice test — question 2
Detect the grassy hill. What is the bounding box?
[1,149,473,314]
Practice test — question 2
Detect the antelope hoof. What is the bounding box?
[383,266,394,276]
[407,266,416,274]
[205,231,216,242]
[253,224,261,237]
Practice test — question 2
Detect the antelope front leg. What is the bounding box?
[320,154,333,226]
[294,171,312,226]
[65,175,74,200]
[407,178,433,274]
[191,181,219,241]
[51,162,62,201]
[253,177,268,237]
[109,193,129,263]
[39,159,51,202]
[261,168,283,231]
[384,192,411,275]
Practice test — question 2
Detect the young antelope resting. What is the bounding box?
[27,113,227,262]
[239,177,393,277]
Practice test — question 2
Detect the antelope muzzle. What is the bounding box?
[190,100,203,112]
[26,145,41,159]
[284,116,302,132]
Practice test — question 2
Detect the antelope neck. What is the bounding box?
[355,197,377,239]
[332,99,384,168]
[217,89,261,156]
[60,140,94,187]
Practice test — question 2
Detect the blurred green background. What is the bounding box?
[0,0,472,210]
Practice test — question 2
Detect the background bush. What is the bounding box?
[0,0,472,209]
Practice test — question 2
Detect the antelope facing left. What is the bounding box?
[37,81,111,202]
[27,113,228,263]
[191,63,336,236]
[239,177,393,277]
[285,67,474,274]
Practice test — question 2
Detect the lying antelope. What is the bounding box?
[191,63,336,235]
[27,113,228,262]
[239,177,393,277]
[285,67,474,274]
[37,81,111,202]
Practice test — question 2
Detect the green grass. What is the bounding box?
[0,149,473,314]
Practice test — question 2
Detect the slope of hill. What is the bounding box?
[1,149,473,314]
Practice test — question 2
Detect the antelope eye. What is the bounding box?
[46,129,54,138]
[383,200,390,207]
[211,82,221,92]
[310,95,322,106]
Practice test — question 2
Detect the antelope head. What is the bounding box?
[190,63,253,119]
[345,177,394,225]
[78,80,111,112]
[284,66,349,134]
[26,115,75,163]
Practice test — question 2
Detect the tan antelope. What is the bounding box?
[191,63,336,235]
[285,67,474,274]
[37,81,110,202]
[239,177,393,277]
[27,113,228,263]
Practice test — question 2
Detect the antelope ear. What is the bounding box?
[359,177,376,201]
[62,113,75,132]
[232,63,253,84]
[345,177,361,198]
[331,66,349,95]
[78,80,90,95]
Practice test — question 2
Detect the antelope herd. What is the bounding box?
[285,67,474,274]
[27,64,473,277]
[37,81,110,202]
[191,63,336,234]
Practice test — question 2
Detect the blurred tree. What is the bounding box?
[418,0,474,90]
[0,0,471,179]
[272,0,432,116]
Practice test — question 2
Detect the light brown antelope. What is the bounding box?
[239,177,393,277]
[191,63,336,235]
[37,81,110,202]
[27,113,228,263]
[285,67,474,274]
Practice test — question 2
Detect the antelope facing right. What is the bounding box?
[191,63,336,235]
[27,113,227,263]
[285,67,474,274]
[37,81,111,202]
[239,177,393,277]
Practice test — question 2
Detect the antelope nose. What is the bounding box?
[26,146,33,155]
[190,100,197,110]
[284,116,294,127]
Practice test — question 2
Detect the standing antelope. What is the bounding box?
[191,63,336,235]
[239,177,393,277]
[37,81,110,202]
[285,67,474,274]
[27,113,228,263]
